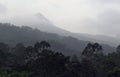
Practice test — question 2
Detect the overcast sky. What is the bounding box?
[0,0,120,36]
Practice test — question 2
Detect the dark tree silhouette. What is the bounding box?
[40,41,51,49]
[116,45,120,53]
[82,43,103,57]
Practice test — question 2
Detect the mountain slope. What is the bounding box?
[0,23,116,55]
[2,13,119,46]
[4,13,70,36]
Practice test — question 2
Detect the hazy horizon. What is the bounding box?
[0,0,120,37]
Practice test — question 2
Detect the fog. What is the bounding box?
[0,4,7,14]
[0,0,120,37]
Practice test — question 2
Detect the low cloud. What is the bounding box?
[90,0,120,4]
[81,9,120,36]
[0,4,7,14]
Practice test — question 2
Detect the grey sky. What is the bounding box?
[0,4,7,14]
[0,0,120,36]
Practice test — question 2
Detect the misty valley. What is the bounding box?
[1,0,120,77]
[0,23,119,77]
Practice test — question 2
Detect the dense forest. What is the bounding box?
[0,41,120,77]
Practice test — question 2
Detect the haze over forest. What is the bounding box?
[0,0,120,46]
[0,0,120,77]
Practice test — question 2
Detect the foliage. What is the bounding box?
[0,41,120,77]
[0,71,30,77]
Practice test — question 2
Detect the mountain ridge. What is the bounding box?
[1,13,119,47]
[0,23,116,55]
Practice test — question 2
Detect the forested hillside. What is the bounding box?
[0,23,116,55]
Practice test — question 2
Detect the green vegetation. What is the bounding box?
[0,71,29,77]
[0,41,120,77]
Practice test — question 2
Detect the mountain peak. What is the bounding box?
[35,13,50,22]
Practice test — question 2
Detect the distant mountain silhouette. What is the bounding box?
[3,13,119,46]
[0,23,115,56]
